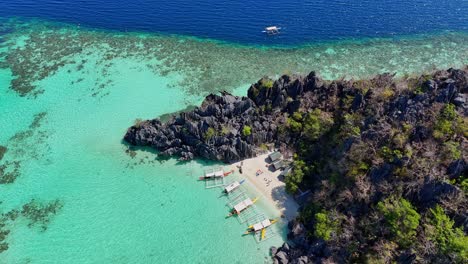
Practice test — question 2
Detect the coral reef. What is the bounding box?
[21,199,63,231]
[1,19,467,98]
[0,199,62,254]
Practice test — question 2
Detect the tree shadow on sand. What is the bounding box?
[271,185,298,220]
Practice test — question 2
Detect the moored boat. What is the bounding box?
[199,168,234,180]
[244,218,277,236]
[222,179,245,194]
[227,197,258,217]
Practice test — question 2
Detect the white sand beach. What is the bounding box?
[229,152,299,221]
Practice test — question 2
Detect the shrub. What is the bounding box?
[381,88,395,100]
[242,125,252,137]
[433,104,464,140]
[220,126,229,136]
[380,146,403,161]
[341,113,362,137]
[347,162,370,177]
[260,78,274,89]
[377,197,420,247]
[461,178,468,193]
[425,205,468,261]
[204,127,216,140]
[443,141,461,160]
[134,118,144,128]
[287,117,303,134]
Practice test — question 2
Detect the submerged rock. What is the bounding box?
[0,146,6,161]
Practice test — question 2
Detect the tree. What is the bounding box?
[303,109,334,141]
[377,197,420,248]
[425,205,468,261]
[314,210,339,241]
[287,112,303,133]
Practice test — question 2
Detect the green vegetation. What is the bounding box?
[259,78,274,89]
[220,126,229,136]
[285,159,307,194]
[381,88,395,100]
[443,141,461,160]
[340,113,361,137]
[242,125,252,137]
[314,210,339,241]
[133,118,144,128]
[259,143,269,151]
[380,146,403,161]
[303,109,334,141]
[287,112,303,133]
[433,104,465,140]
[425,205,468,261]
[204,127,216,140]
[377,197,420,248]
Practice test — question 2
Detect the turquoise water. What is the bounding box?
[0,19,467,263]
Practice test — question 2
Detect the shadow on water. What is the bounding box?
[120,139,221,168]
[158,104,198,123]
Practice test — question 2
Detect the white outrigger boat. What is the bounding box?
[263,26,281,35]
[244,218,278,240]
[227,197,258,217]
[198,169,233,181]
[222,179,245,194]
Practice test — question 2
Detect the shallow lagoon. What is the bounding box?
[0,19,467,263]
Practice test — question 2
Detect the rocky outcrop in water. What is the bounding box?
[124,72,341,162]
[125,68,467,164]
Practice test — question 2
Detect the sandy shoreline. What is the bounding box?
[228,152,299,221]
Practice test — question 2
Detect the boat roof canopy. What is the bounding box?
[266,26,278,31]
[234,198,253,213]
[253,219,272,231]
[225,181,240,193]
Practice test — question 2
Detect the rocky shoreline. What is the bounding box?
[124,71,342,162]
[125,67,467,263]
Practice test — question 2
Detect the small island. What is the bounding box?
[125,68,467,263]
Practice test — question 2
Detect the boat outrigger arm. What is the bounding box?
[227,197,258,217]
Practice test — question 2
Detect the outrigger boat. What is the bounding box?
[198,169,234,181]
[262,26,281,35]
[244,218,278,240]
[227,197,258,217]
[222,179,246,194]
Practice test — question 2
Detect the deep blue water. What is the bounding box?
[0,0,467,45]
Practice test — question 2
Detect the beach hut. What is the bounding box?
[272,160,284,171]
[279,166,292,181]
[268,152,282,163]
